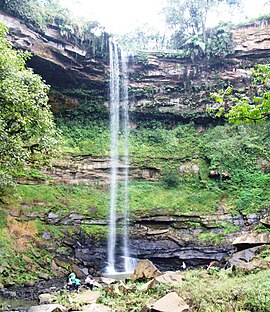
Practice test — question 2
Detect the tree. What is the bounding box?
[162,0,241,50]
[0,22,60,195]
[0,0,70,31]
[117,24,167,51]
[210,64,270,123]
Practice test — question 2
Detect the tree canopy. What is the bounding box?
[0,22,60,194]
[162,0,241,51]
[118,24,167,51]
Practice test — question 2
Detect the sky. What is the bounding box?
[58,0,270,34]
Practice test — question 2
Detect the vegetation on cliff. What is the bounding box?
[0,0,110,59]
[0,22,60,199]
[211,64,270,123]
[0,0,270,298]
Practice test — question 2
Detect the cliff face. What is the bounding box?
[0,12,270,121]
[1,11,270,278]
[0,11,108,93]
[128,23,270,120]
[2,10,270,121]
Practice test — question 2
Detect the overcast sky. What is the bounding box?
[58,0,270,34]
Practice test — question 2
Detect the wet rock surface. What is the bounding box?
[0,278,65,301]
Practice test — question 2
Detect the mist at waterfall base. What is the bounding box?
[106,39,137,275]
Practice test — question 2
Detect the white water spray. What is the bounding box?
[107,40,120,274]
[121,50,131,272]
[106,40,135,274]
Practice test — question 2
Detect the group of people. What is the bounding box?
[67,272,95,292]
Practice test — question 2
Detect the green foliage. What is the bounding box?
[117,23,167,51]
[58,119,270,216]
[59,121,109,156]
[205,25,235,57]
[129,181,220,216]
[198,223,239,243]
[79,224,108,240]
[210,64,270,123]
[163,0,239,56]
[179,269,270,311]
[17,184,109,219]
[0,169,16,198]
[0,1,109,59]
[237,13,270,27]
[1,0,67,31]
[162,171,180,188]
[0,22,60,198]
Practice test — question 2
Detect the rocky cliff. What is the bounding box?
[1,10,270,281]
[2,9,270,122]
[0,10,108,93]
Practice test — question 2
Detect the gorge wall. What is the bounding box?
[1,9,270,282]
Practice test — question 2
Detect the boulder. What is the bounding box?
[209,170,231,179]
[141,299,156,312]
[39,273,50,280]
[24,280,36,287]
[257,158,270,173]
[104,281,136,296]
[229,245,270,273]
[129,259,162,281]
[152,292,189,312]
[72,290,101,305]
[155,271,183,284]
[233,232,270,246]
[232,259,270,273]
[139,279,158,292]
[231,246,259,263]
[179,162,200,175]
[261,216,270,227]
[100,277,116,285]
[71,264,87,278]
[38,293,54,304]
[28,304,68,312]
[80,304,112,312]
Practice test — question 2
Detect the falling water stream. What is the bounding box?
[106,40,135,274]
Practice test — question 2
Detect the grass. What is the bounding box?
[94,268,270,312]
[128,181,220,216]
[179,269,270,311]
[17,184,109,219]
[15,179,222,220]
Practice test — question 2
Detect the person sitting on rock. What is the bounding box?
[85,275,94,290]
[67,272,77,291]
[74,277,81,291]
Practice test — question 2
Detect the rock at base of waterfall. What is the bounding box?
[129,259,162,281]
[100,277,116,285]
[38,293,54,304]
[139,279,158,292]
[152,292,190,312]
[155,271,184,284]
[80,304,112,312]
[28,304,68,312]
[72,290,101,305]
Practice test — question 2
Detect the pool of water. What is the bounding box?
[0,297,37,311]
[102,272,133,281]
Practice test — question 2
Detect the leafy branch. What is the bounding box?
[209,64,270,123]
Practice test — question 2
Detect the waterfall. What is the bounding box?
[121,50,131,272]
[107,40,120,274]
[106,40,134,274]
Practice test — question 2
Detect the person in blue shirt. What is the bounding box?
[67,272,81,291]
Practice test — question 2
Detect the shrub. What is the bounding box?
[162,171,180,188]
